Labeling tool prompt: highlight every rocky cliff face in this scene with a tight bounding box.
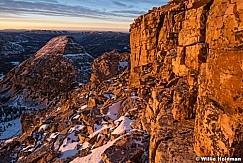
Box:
[130,0,243,161]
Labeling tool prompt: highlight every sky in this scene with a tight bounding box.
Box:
[0,0,169,32]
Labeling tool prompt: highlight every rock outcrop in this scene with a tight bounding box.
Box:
[130,0,243,162]
[194,0,243,157]
[90,50,130,83]
[0,49,148,163]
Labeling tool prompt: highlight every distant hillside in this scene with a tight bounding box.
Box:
[0,30,130,75]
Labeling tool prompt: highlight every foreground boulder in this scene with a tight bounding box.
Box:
[90,50,130,83]
[101,133,147,163]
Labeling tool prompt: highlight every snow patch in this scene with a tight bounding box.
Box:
[71,139,117,163]
[82,142,91,149]
[58,132,79,159]
[119,61,129,68]
[0,118,22,140]
[0,74,4,80]
[106,101,122,120]
[69,125,85,133]
[64,53,94,59]
[49,132,59,139]
[103,93,114,99]
[11,61,20,66]
[38,124,49,132]
[73,114,80,120]
[112,116,134,135]
[89,124,107,138]
[59,141,79,159]
[54,135,65,151]
[81,104,87,110]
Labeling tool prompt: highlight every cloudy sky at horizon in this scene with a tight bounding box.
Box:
[0,0,168,32]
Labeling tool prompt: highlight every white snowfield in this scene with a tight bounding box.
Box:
[57,100,136,161]
[38,124,49,132]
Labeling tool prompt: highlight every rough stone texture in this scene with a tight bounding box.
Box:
[143,87,196,163]
[0,41,136,162]
[90,50,130,83]
[194,0,243,158]
[101,132,147,163]
[130,0,243,162]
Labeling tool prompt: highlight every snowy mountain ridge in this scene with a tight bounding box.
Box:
[0,36,94,140]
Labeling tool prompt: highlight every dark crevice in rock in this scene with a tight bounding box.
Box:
[155,14,165,53]
[150,138,163,163]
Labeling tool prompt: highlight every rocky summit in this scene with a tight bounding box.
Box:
[0,0,243,163]
[0,36,94,139]
[0,36,94,108]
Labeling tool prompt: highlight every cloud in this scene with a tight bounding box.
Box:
[0,0,169,31]
[0,1,116,19]
[112,1,127,7]
[111,10,146,15]
[39,0,59,3]
[0,0,135,21]
[112,1,133,8]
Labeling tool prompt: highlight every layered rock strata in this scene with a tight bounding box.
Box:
[130,0,243,161]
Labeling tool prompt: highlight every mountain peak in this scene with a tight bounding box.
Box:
[33,36,85,60]
[0,36,93,112]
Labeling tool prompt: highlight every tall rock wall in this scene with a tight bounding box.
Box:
[130,0,243,161]
[195,0,243,157]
